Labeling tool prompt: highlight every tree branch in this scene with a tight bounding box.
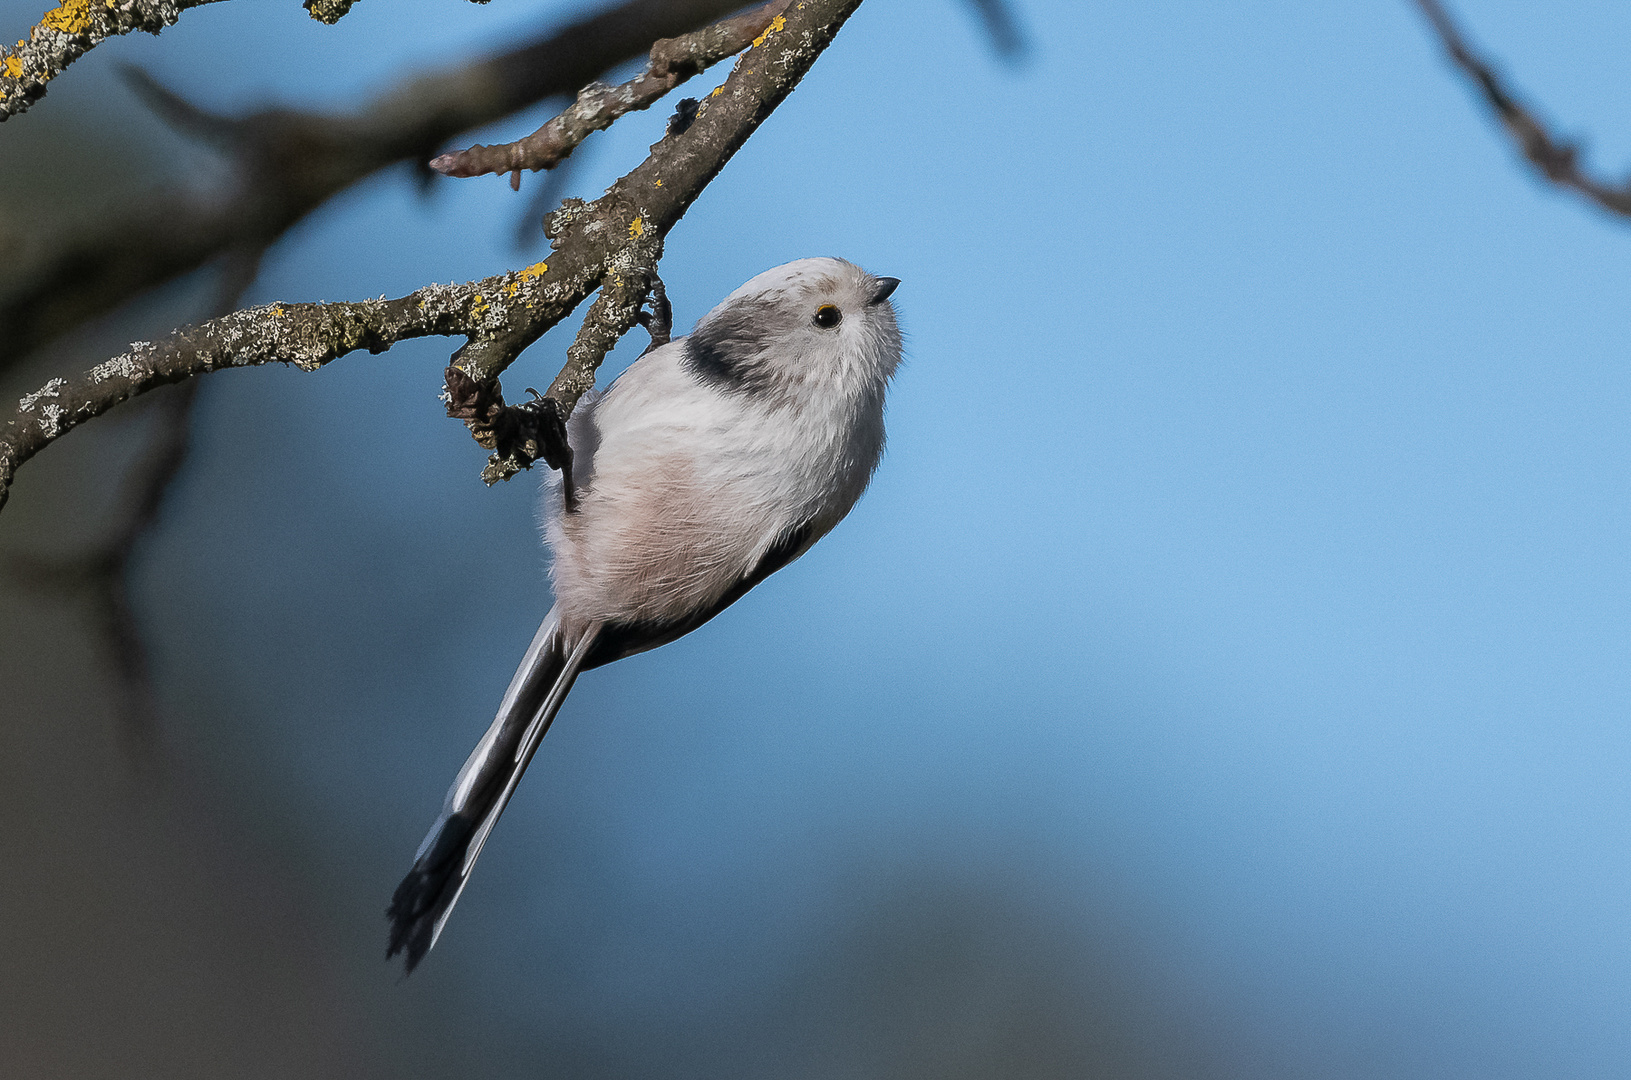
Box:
[0,0,229,121]
[431,0,792,183]
[0,0,865,513]
[1413,0,1631,218]
[0,0,749,363]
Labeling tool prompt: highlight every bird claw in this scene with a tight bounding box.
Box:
[636,271,671,354]
[445,367,575,509]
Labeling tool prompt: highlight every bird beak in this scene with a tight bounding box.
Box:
[869,277,901,305]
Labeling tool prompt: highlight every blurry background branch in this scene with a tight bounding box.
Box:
[0,0,748,366]
[0,0,228,120]
[0,0,865,513]
[1414,0,1631,218]
[964,0,1024,62]
[8,381,201,751]
[3,247,261,753]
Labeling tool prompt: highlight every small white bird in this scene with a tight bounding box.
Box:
[388,258,903,971]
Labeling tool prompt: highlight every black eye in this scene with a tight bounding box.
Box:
[813,304,842,329]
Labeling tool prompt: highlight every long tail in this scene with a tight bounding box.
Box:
[387,610,601,973]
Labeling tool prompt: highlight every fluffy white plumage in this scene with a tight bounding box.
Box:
[548,257,901,633]
[387,258,903,972]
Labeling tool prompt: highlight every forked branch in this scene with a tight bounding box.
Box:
[431,0,793,183]
[0,0,866,513]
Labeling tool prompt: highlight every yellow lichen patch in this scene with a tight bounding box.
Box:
[655,179,663,187]
[628,215,645,239]
[41,0,94,36]
[504,261,548,297]
[270,305,285,318]
[751,14,786,48]
[2,55,21,80]
[470,293,491,319]
[710,85,724,98]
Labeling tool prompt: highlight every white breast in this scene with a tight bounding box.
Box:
[543,339,886,632]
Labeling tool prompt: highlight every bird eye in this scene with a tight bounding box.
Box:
[813,304,842,329]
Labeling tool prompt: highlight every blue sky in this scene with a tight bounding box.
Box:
[10,0,1631,1075]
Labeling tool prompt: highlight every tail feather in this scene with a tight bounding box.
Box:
[387,611,600,973]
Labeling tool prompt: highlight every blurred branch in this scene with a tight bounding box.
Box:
[0,0,749,364]
[0,0,229,121]
[514,148,590,249]
[10,381,201,752]
[0,0,865,512]
[1413,0,1631,218]
[6,248,261,752]
[964,0,1026,61]
[432,0,791,183]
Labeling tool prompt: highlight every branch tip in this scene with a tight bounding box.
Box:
[1413,0,1631,219]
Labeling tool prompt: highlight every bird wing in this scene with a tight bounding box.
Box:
[582,519,816,670]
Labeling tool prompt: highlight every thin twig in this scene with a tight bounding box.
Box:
[0,0,230,121]
[431,0,792,181]
[1413,0,1631,218]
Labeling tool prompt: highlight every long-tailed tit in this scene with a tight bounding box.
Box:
[387,258,903,972]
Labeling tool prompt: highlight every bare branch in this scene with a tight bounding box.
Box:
[431,0,793,181]
[0,0,866,512]
[0,0,229,121]
[0,0,749,363]
[1413,0,1631,218]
